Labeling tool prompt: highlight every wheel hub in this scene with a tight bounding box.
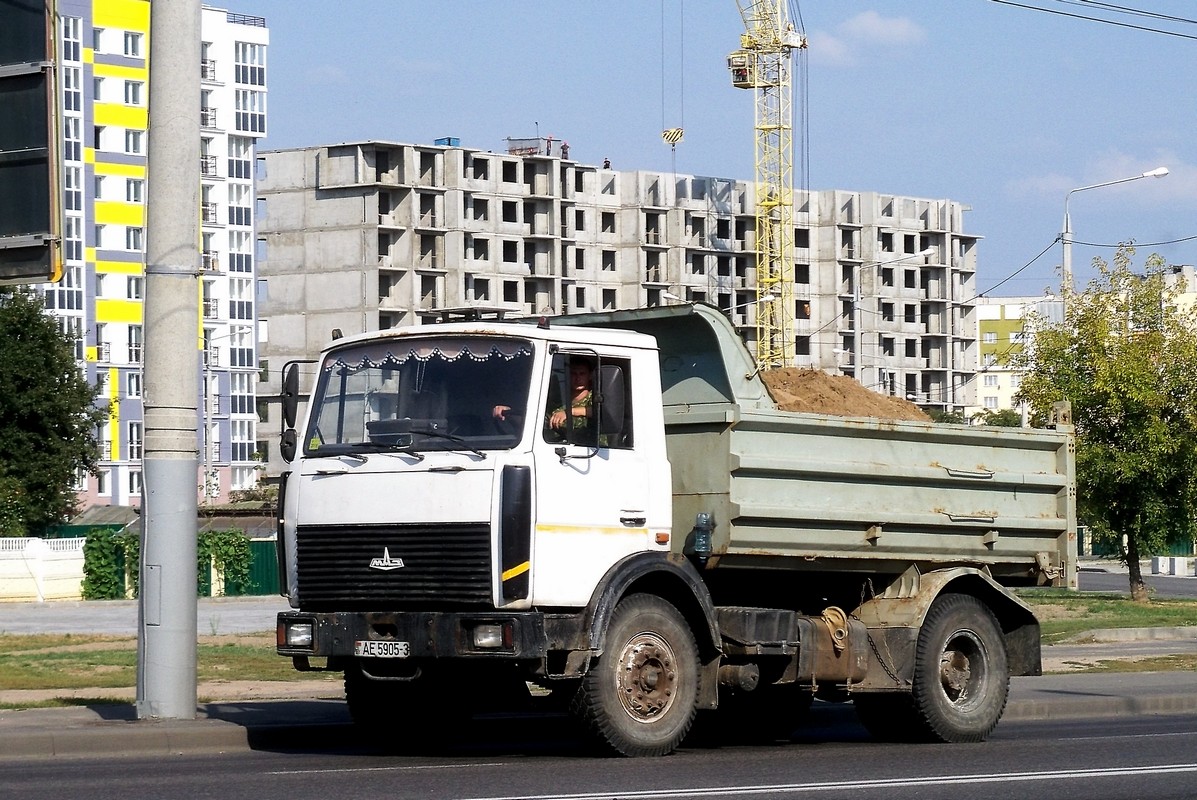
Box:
[939,630,985,706]
[616,632,678,722]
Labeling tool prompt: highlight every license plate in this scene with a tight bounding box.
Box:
[354,640,410,658]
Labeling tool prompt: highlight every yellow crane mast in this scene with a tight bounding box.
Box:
[728,1,806,369]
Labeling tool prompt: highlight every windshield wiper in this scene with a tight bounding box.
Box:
[316,441,425,462]
[410,428,486,459]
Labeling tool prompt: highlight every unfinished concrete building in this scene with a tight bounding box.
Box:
[256,140,978,472]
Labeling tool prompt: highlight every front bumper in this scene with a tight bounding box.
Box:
[277,610,549,661]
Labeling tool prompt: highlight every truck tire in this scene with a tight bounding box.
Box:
[571,593,700,757]
[911,593,1009,742]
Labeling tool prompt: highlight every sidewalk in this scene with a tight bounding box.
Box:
[2,671,1196,760]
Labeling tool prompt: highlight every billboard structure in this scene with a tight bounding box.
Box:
[0,0,62,285]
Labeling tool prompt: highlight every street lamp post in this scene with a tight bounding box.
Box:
[1061,166,1168,298]
[853,247,936,388]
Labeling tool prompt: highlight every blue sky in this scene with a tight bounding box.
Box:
[239,1,1197,297]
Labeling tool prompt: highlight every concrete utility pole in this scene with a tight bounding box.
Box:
[137,0,201,720]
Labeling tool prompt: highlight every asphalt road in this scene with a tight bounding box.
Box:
[2,708,1195,800]
[1079,568,1197,598]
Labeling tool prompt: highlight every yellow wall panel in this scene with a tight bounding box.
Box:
[94,0,150,31]
[94,162,145,178]
[93,63,148,81]
[96,299,143,325]
[94,103,147,129]
[95,200,144,226]
[95,260,144,276]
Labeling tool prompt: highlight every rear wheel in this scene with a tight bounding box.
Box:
[571,594,700,757]
[855,594,1009,743]
[911,593,1008,742]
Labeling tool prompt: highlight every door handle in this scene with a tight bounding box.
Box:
[620,515,646,527]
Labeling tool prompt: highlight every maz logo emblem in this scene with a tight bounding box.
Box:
[368,547,405,571]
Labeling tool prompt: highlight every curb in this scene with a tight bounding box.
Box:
[4,674,1197,761]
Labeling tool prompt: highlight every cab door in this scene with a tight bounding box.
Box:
[531,350,652,606]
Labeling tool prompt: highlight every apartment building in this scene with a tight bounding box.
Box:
[42,1,268,507]
[974,266,1197,415]
[256,140,979,475]
[973,296,1058,413]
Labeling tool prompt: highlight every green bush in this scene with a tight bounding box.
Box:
[199,528,253,596]
[81,528,131,600]
[82,527,253,599]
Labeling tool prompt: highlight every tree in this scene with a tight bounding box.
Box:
[971,408,1023,427]
[1014,247,1197,601]
[0,289,106,535]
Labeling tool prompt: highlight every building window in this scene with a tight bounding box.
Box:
[982,331,997,344]
[62,16,82,62]
[124,80,143,105]
[128,325,143,364]
[125,227,143,251]
[129,470,142,496]
[234,41,266,86]
[983,396,999,410]
[96,469,109,496]
[124,129,143,154]
[127,421,143,460]
[234,88,266,134]
[984,374,999,387]
[126,178,144,203]
[62,65,81,111]
[63,116,81,161]
[124,31,142,57]
[127,371,142,397]
[1010,331,1025,343]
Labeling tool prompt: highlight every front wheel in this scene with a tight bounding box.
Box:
[911,593,1009,743]
[570,593,700,757]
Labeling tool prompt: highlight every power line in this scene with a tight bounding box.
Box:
[989,0,1197,40]
[1070,234,1197,248]
[1072,0,1197,26]
[974,238,1061,299]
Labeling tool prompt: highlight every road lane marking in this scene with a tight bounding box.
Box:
[454,762,1197,799]
[268,762,504,775]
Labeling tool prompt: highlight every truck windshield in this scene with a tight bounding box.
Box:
[303,336,535,456]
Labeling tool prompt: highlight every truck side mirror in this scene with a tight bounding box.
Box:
[282,363,300,429]
[280,428,297,463]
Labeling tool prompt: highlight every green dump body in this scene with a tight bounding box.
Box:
[559,304,1077,589]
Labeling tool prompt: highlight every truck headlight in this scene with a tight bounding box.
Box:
[471,622,509,649]
[285,621,313,648]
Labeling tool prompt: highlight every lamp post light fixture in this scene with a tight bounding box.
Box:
[853,247,937,388]
[1061,166,1168,298]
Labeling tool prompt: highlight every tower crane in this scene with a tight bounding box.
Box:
[728,1,806,369]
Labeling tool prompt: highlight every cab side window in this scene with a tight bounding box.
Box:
[542,354,633,449]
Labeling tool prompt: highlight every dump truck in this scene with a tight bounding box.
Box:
[275,303,1077,756]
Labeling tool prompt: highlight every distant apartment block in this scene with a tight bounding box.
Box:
[42,1,268,507]
[973,296,1059,413]
[256,140,980,474]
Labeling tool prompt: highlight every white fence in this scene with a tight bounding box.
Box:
[0,537,87,603]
